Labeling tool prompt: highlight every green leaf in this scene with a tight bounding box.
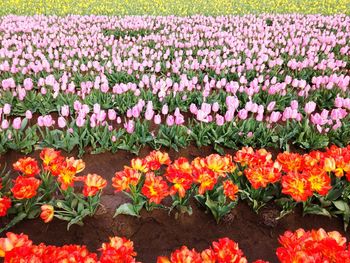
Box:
[303,205,332,218]
[27,207,41,219]
[326,182,345,201]
[333,200,350,213]
[0,212,27,233]
[114,203,142,217]
[71,198,79,209]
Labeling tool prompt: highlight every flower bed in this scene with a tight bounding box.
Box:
[0,15,349,155]
[1,13,350,262]
[1,228,350,262]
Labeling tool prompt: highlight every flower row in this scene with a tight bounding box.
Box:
[0,114,349,156]
[1,145,350,231]
[112,145,350,226]
[0,15,349,153]
[1,228,350,262]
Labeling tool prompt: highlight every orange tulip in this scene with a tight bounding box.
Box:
[66,157,85,173]
[160,246,202,263]
[193,167,217,195]
[323,157,336,173]
[281,172,313,202]
[277,152,302,173]
[211,238,248,263]
[47,156,66,176]
[205,154,228,175]
[40,204,54,223]
[200,248,216,263]
[40,148,61,167]
[131,158,149,173]
[307,168,332,196]
[223,180,239,201]
[82,173,107,197]
[99,236,137,263]
[57,163,77,190]
[244,162,281,189]
[234,147,255,166]
[112,167,141,192]
[146,151,171,170]
[141,173,169,204]
[13,157,40,177]
[11,177,41,199]
[0,197,11,217]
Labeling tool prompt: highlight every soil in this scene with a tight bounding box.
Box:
[1,146,349,263]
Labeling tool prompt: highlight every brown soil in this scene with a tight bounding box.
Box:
[1,146,349,263]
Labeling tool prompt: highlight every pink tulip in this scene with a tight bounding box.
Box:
[93,104,101,114]
[212,102,220,112]
[304,101,316,114]
[76,116,85,127]
[290,100,298,110]
[238,109,248,120]
[166,115,175,126]
[224,110,234,122]
[1,119,9,129]
[25,110,33,120]
[108,109,117,121]
[61,105,70,117]
[154,114,161,124]
[335,97,343,108]
[12,117,22,130]
[162,104,169,115]
[216,114,224,126]
[175,115,184,125]
[267,101,276,112]
[270,111,281,123]
[190,103,198,114]
[23,78,33,90]
[58,117,66,128]
[3,104,11,115]
[124,120,135,133]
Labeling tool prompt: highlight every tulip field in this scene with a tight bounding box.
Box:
[0,4,350,263]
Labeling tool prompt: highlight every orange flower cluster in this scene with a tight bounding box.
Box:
[323,145,350,180]
[0,233,33,258]
[277,146,350,202]
[277,228,350,262]
[38,148,106,196]
[192,154,235,195]
[1,229,349,262]
[166,157,193,198]
[157,237,248,263]
[113,151,238,204]
[234,147,272,167]
[113,167,142,192]
[235,147,281,189]
[0,148,107,230]
[0,232,138,263]
[40,148,86,190]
